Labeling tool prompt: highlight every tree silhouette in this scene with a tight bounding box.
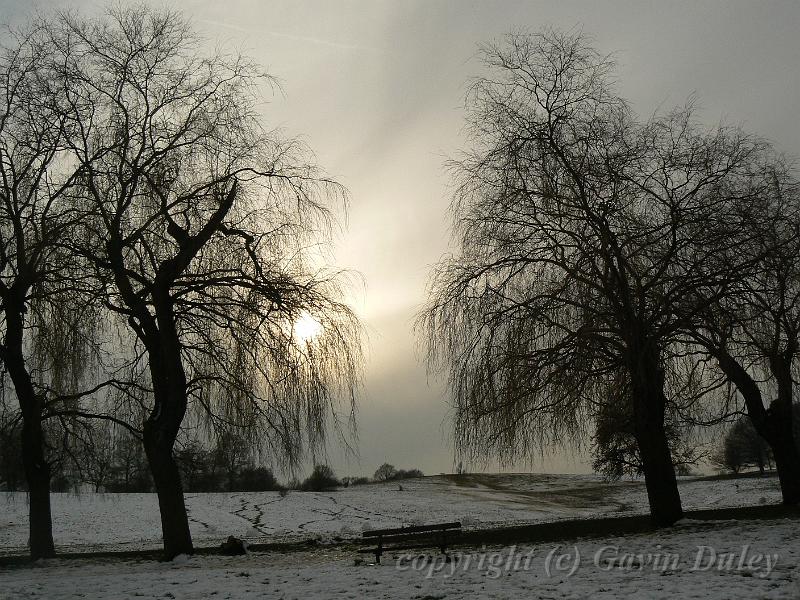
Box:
[420,30,763,526]
[51,7,362,557]
[687,162,800,503]
[373,463,398,482]
[0,20,112,558]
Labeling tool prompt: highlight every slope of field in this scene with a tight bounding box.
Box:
[0,473,782,555]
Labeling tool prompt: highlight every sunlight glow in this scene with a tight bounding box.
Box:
[293,311,324,342]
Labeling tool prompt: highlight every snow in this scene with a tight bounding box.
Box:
[1,474,795,598]
[1,517,797,599]
[0,474,784,555]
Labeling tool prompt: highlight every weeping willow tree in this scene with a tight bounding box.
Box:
[50,6,362,558]
[419,29,765,526]
[686,161,800,504]
[0,20,114,559]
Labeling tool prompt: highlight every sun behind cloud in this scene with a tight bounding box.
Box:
[293,311,324,342]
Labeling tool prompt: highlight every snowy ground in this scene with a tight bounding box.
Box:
[0,473,783,555]
[1,517,797,599]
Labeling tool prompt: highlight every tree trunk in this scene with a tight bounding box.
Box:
[767,355,800,504]
[636,421,683,525]
[142,420,193,559]
[627,336,683,527]
[21,414,55,559]
[4,302,56,559]
[756,448,765,475]
[714,348,800,504]
[142,291,194,559]
[771,433,800,504]
[634,403,684,525]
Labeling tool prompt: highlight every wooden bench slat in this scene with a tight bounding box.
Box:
[357,539,461,554]
[362,522,461,537]
[359,530,461,545]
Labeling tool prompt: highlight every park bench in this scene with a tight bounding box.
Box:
[359,521,462,564]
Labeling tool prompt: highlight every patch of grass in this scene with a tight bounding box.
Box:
[689,470,779,483]
[452,503,800,549]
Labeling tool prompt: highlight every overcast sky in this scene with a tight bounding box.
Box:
[2,0,800,478]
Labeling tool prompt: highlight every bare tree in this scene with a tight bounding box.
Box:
[373,463,397,482]
[0,20,114,558]
[711,416,773,475]
[78,421,115,492]
[53,7,362,557]
[419,30,761,526]
[686,161,800,503]
[108,425,150,492]
[213,428,247,491]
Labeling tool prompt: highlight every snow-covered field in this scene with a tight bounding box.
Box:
[1,474,795,599]
[0,473,783,555]
[1,517,797,599]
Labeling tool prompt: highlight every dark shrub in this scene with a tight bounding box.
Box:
[395,468,424,480]
[234,467,281,492]
[373,463,397,481]
[300,464,340,491]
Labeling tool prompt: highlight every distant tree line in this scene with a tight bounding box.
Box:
[0,423,283,493]
[0,421,423,494]
[372,463,425,482]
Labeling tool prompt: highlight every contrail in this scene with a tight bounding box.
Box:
[198,18,374,52]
